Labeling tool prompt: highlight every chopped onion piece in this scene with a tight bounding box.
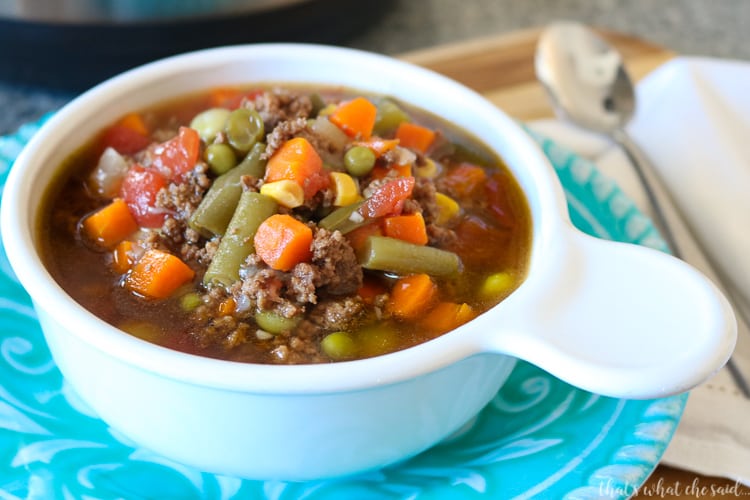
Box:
[89,147,129,197]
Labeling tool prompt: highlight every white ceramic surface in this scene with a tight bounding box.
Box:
[0,44,736,480]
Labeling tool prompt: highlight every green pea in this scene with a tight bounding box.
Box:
[321,331,358,360]
[255,310,301,335]
[225,108,264,154]
[180,292,203,312]
[344,146,376,177]
[205,143,237,175]
[190,107,231,142]
[309,93,327,117]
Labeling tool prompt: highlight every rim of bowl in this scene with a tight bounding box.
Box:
[0,43,566,394]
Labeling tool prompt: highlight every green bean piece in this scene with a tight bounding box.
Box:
[180,292,203,312]
[358,236,461,277]
[225,108,264,154]
[204,192,278,287]
[255,310,301,335]
[205,143,237,175]
[373,99,410,135]
[321,331,358,360]
[190,107,231,142]
[344,146,376,177]
[188,142,266,238]
[309,93,327,117]
[318,201,367,234]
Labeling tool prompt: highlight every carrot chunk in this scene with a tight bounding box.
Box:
[395,122,436,153]
[254,214,314,271]
[125,249,195,299]
[82,198,138,248]
[265,137,329,198]
[387,273,438,320]
[118,113,149,136]
[101,113,150,155]
[345,222,383,253]
[370,163,413,180]
[382,212,428,245]
[112,240,136,274]
[329,97,377,139]
[419,302,476,333]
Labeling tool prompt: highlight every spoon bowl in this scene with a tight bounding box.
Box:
[535,21,635,134]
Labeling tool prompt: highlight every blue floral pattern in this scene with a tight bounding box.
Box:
[0,116,686,499]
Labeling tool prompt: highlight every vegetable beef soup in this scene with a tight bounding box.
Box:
[40,86,532,364]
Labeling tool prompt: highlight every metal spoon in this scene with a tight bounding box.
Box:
[534,20,750,397]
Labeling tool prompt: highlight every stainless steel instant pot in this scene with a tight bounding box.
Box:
[0,0,391,90]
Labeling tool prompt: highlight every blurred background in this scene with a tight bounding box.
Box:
[2,0,749,135]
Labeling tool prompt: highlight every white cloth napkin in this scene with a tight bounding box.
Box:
[528,56,750,486]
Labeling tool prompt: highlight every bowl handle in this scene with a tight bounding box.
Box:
[473,229,736,399]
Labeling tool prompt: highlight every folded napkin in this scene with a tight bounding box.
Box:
[529,56,750,486]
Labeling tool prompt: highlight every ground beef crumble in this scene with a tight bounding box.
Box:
[246,88,313,133]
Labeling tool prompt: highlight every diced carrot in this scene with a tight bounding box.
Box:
[254,214,314,271]
[101,113,150,155]
[118,113,149,136]
[387,273,438,320]
[359,176,415,219]
[82,198,138,248]
[345,223,382,253]
[440,163,488,197]
[112,240,136,274]
[357,276,388,305]
[382,212,428,245]
[328,97,377,139]
[219,297,236,316]
[395,122,436,153]
[370,163,412,180]
[125,249,195,299]
[265,137,329,198]
[353,137,400,157]
[419,302,476,333]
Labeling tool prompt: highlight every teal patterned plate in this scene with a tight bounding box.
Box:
[0,116,685,499]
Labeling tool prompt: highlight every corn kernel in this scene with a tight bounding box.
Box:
[415,158,439,178]
[480,272,514,299]
[435,192,460,224]
[330,172,360,206]
[260,180,305,208]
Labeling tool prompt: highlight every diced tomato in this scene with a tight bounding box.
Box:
[485,172,516,228]
[450,214,511,267]
[441,163,487,197]
[359,176,415,219]
[100,125,150,155]
[151,127,200,181]
[120,164,169,228]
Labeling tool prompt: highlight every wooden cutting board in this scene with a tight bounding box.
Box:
[400,28,748,499]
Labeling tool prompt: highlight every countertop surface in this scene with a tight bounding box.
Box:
[2,0,749,135]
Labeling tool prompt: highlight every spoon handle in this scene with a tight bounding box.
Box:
[613,129,750,398]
